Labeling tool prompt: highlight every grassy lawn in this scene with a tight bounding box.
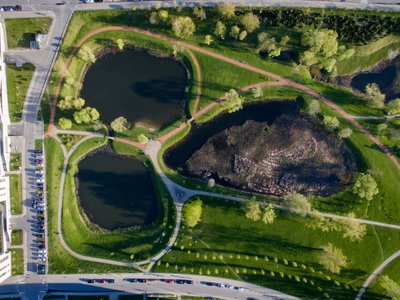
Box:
[10,174,22,215]
[58,134,84,152]
[61,137,176,263]
[6,63,35,122]
[35,139,43,151]
[153,197,400,300]
[11,229,23,246]
[10,153,21,171]
[5,18,52,49]
[11,249,23,275]
[45,137,138,274]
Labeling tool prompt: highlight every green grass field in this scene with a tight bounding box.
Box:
[153,197,400,299]
[10,174,22,215]
[45,137,138,274]
[11,249,23,275]
[6,63,35,122]
[5,18,52,48]
[10,153,21,171]
[11,229,23,246]
[61,137,176,263]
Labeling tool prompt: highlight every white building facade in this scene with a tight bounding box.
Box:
[0,20,14,283]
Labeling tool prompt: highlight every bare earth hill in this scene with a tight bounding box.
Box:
[186,115,356,196]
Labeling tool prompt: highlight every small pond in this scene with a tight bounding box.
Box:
[163,100,298,170]
[80,49,187,128]
[77,151,157,230]
[351,65,396,93]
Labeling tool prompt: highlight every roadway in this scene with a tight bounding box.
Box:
[0,273,300,299]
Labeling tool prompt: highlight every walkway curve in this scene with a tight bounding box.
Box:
[356,250,400,300]
[53,134,147,271]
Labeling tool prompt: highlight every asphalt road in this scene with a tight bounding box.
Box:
[1,273,300,299]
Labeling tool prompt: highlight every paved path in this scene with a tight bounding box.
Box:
[356,250,400,300]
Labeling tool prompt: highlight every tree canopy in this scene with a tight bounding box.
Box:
[386,98,400,115]
[261,203,276,224]
[58,118,72,130]
[215,3,236,18]
[221,89,244,113]
[365,83,385,108]
[172,16,196,38]
[183,199,203,228]
[379,275,400,299]
[323,115,340,130]
[301,29,338,58]
[340,212,367,242]
[243,200,261,221]
[137,134,149,144]
[240,13,260,33]
[283,192,311,216]
[214,21,227,40]
[352,173,379,200]
[110,116,129,133]
[78,46,96,63]
[73,107,100,124]
[318,243,347,274]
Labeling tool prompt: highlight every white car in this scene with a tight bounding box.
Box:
[85,0,94,3]
[36,179,44,183]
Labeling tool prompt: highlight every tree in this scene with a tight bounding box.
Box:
[221,89,244,113]
[183,199,203,227]
[301,29,338,57]
[72,98,85,110]
[158,9,169,22]
[306,210,340,232]
[216,3,236,18]
[365,83,385,108]
[57,96,73,110]
[149,11,158,24]
[58,118,72,130]
[379,275,400,299]
[352,173,379,200]
[73,107,99,124]
[338,128,353,138]
[214,21,226,40]
[78,46,96,63]
[116,39,124,50]
[240,13,260,33]
[238,30,247,41]
[110,116,129,133]
[204,35,213,46]
[323,115,340,129]
[137,133,149,144]
[320,57,337,73]
[300,50,315,65]
[318,243,347,274]
[172,43,185,57]
[261,203,276,224]
[257,32,281,58]
[282,192,311,216]
[377,123,388,133]
[229,25,240,40]
[340,212,367,242]
[243,200,261,221]
[172,16,196,38]
[280,35,290,46]
[252,87,263,98]
[193,7,206,20]
[308,99,320,116]
[386,98,400,115]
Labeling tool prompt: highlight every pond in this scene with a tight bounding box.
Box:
[77,151,158,230]
[351,65,396,93]
[163,100,298,170]
[80,49,187,128]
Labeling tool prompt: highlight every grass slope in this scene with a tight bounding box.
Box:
[10,174,22,215]
[6,63,35,122]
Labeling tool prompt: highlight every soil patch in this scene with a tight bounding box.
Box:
[185,115,356,197]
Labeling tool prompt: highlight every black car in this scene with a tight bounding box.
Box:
[34,150,43,154]
[105,279,115,283]
[38,264,46,274]
[15,5,22,11]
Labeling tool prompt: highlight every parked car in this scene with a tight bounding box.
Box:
[105,279,115,283]
[34,150,43,154]
[15,5,22,11]
[38,264,45,274]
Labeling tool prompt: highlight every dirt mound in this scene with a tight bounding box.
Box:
[185,115,356,197]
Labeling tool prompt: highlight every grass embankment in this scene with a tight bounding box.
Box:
[10,175,22,215]
[6,63,35,122]
[11,230,23,246]
[5,18,52,49]
[58,135,84,151]
[10,153,21,171]
[61,137,175,263]
[11,249,23,275]
[154,197,400,300]
[45,138,138,273]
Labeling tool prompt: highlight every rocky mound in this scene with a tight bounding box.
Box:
[185,115,355,196]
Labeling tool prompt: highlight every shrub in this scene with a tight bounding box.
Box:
[172,16,196,38]
[182,198,203,228]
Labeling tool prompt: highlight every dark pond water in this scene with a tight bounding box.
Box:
[80,49,187,127]
[164,100,298,170]
[77,151,157,230]
[351,65,396,93]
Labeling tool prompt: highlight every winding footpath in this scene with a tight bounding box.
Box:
[46,25,400,299]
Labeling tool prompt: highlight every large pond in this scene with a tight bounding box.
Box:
[77,151,157,230]
[80,49,187,128]
[164,100,298,170]
[351,65,396,93]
